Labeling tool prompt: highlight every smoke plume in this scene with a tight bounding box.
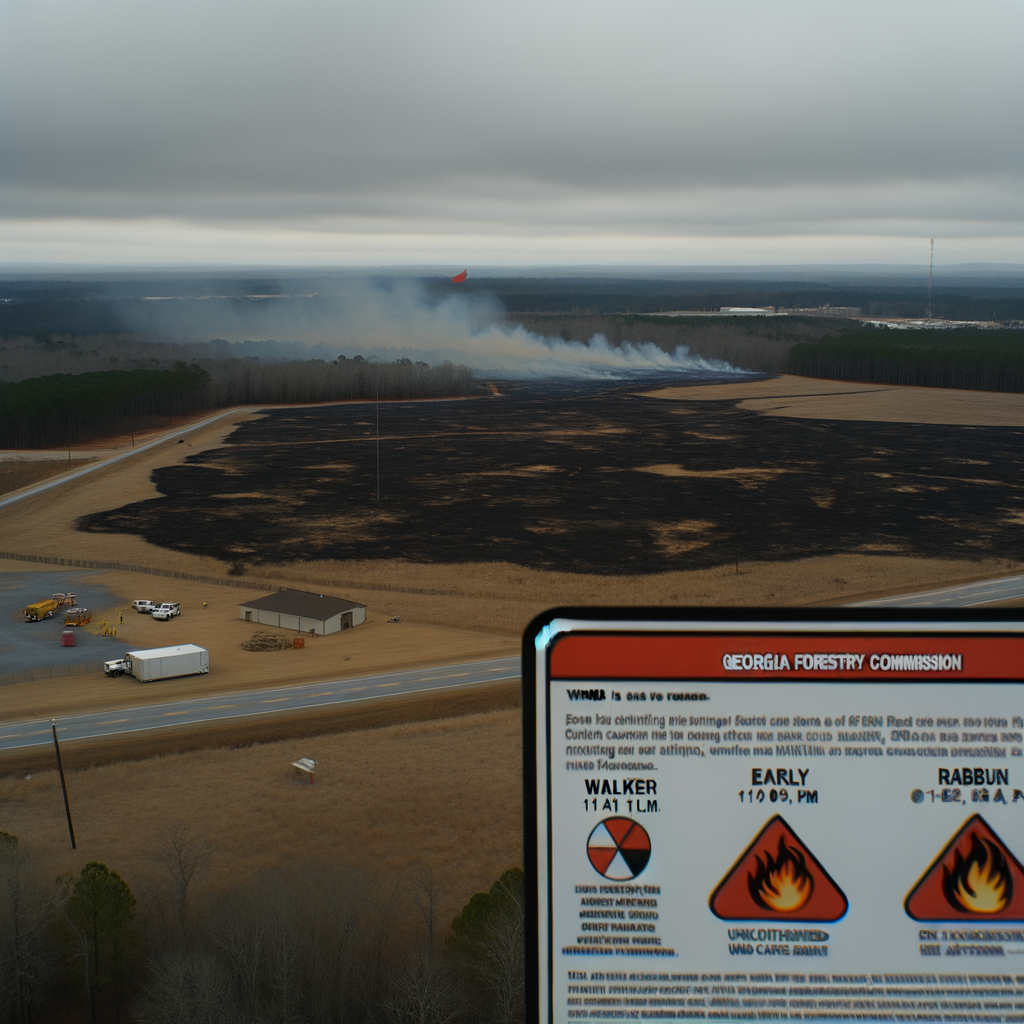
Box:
[117,277,745,379]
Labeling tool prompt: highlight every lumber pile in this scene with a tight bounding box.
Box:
[242,631,293,652]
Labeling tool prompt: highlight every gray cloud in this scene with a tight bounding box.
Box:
[1,0,1022,261]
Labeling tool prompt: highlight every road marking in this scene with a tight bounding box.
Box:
[161,711,188,717]
[308,692,333,697]
[376,682,401,688]
[341,686,366,692]
[0,733,23,739]
[99,719,130,725]
[261,698,289,703]
[208,704,236,709]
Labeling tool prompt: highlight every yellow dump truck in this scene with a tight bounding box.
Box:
[25,598,59,621]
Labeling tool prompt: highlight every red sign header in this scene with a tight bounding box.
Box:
[550,633,1023,681]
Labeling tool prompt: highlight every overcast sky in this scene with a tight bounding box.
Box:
[2,0,1022,267]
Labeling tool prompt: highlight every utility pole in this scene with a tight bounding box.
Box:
[376,375,380,503]
[51,719,76,849]
[927,238,934,318]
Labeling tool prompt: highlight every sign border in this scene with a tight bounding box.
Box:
[522,606,1024,1024]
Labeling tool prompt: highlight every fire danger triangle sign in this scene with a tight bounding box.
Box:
[709,815,849,922]
[905,814,1024,921]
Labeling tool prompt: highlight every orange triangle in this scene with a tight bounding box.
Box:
[905,814,1024,921]
[709,815,848,922]
[605,818,634,845]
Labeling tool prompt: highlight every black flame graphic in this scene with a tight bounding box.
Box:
[747,835,814,912]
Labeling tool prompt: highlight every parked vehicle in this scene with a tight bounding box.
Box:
[103,644,209,681]
[152,602,181,621]
[132,599,156,613]
[64,607,92,626]
[24,598,58,621]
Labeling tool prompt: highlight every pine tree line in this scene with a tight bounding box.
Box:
[787,328,1024,392]
[0,357,476,449]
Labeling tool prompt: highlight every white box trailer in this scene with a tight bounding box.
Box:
[104,644,209,681]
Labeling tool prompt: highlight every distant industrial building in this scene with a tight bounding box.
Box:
[719,306,776,316]
[777,306,863,319]
[238,589,366,635]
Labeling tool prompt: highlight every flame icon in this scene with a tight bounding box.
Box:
[748,835,814,913]
[943,832,1012,914]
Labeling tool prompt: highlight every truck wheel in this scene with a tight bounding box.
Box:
[113,669,122,677]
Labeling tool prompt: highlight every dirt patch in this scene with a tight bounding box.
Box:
[0,701,523,927]
[0,458,95,496]
[635,463,790,488]
[642,375,1024,427]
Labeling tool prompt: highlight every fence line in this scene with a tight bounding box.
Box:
[0,550,284,591]
[0,550,514,602]
[1,661,106,688]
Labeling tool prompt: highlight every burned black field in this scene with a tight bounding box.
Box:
[78,378,1024,574]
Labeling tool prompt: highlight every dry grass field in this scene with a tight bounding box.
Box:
[0,708,523,925]
[0,458,97,497]
[643,375,1024,426]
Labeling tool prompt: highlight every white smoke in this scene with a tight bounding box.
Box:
[118,277,747,379]
[464,323,738,378]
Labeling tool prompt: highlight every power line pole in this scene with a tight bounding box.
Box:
[927,238,934,318]
[376,375,380,503]
[51,719,76,849]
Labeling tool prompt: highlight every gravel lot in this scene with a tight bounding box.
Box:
[0,571,127,677]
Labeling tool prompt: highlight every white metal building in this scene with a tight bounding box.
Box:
[238,590,366,635]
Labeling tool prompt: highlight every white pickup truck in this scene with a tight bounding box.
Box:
[132,599,156,613]
[152,602,181,621]
[104,644,209,681]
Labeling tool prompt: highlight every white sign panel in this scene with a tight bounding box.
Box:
[524,611,1024,1023]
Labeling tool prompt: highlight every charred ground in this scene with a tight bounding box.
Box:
[78,377,1024,573]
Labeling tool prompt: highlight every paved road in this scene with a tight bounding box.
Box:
[0,407,255,512]
[849,573,1024,609]
[0,656,521,751]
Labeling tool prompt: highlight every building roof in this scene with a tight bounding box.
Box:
[240,589,364,620]
[128,644,207,659]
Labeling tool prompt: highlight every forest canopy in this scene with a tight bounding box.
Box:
[0,356,475,448]
[787,327,1024,392]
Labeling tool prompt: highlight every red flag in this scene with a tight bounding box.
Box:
[452,269,467,283]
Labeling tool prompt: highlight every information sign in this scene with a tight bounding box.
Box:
[524,609,1024,1022]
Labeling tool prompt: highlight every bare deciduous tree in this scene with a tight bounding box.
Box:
[382,953,463,1024]
[0,834,65,1024]
[414,866,445,958]
[134,947,240,1024]
[155,824,212,931]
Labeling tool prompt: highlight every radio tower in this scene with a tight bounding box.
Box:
[927,238,934,318]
